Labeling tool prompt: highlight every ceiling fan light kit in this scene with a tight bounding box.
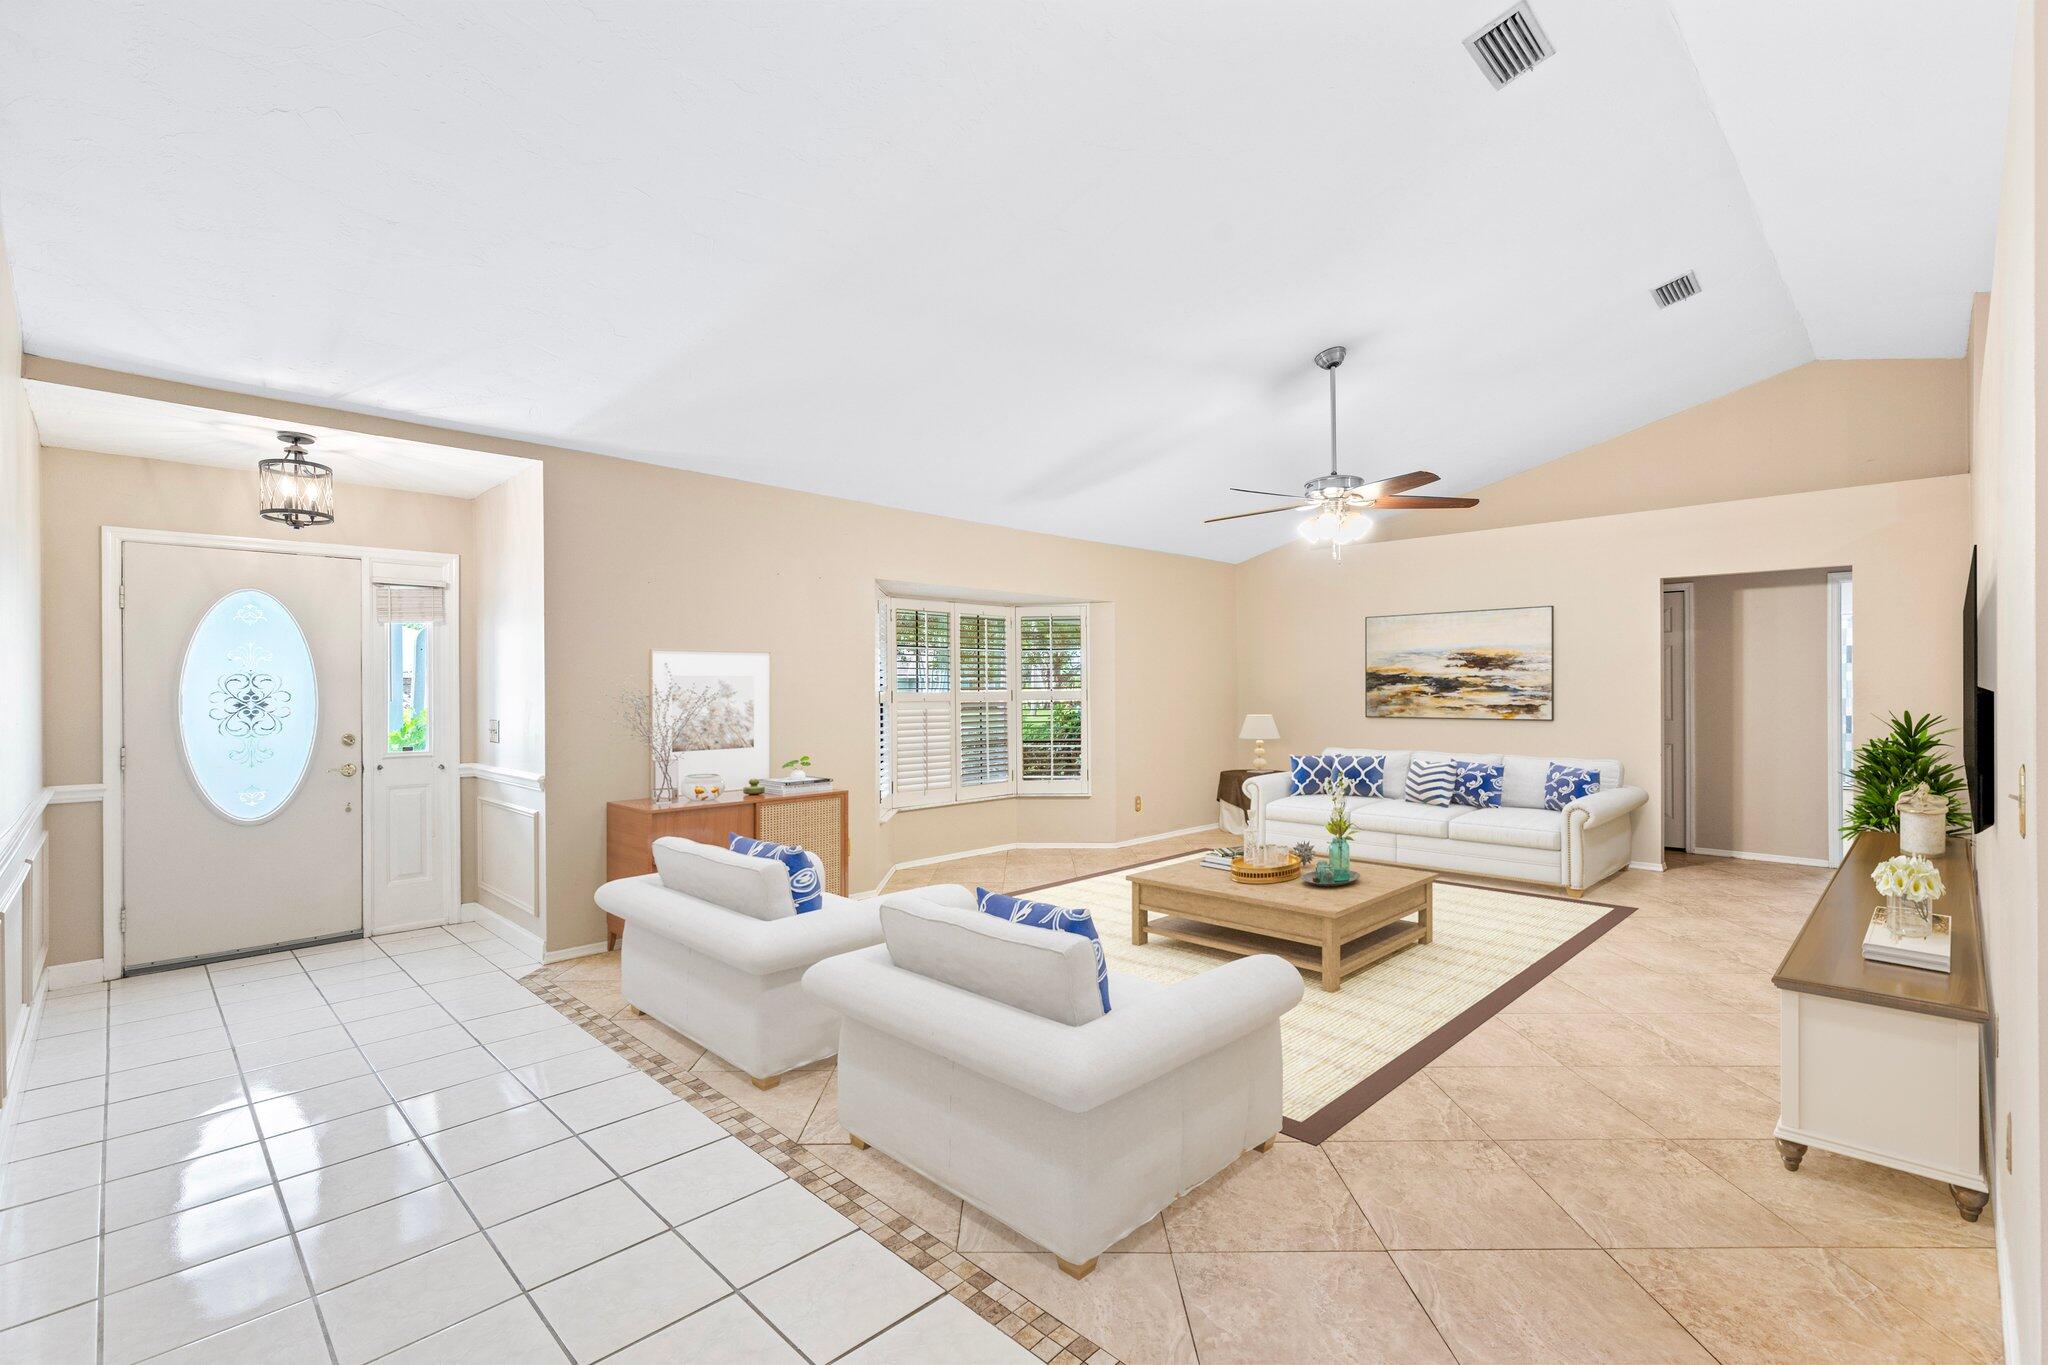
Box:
[1208,345,1479,560]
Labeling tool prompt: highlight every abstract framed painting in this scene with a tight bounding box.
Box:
[652,650,772,789]
[1365,606,1554,720]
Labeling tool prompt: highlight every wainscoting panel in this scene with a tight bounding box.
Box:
[477,793,542,920]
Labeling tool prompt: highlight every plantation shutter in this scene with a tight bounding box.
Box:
[957,608,1014,795]
[886,603,955,807]
[1018,607,1087,794]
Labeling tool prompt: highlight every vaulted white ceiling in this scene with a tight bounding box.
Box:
[0,1,2014,560]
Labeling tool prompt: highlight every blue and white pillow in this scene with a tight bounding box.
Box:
[727,835,824,913]
[1405,759,1458,807]
[1288,752,1385,798]
[976,889,1111,1013]
[1543,763,1602,811]
[1453,761,1505,809]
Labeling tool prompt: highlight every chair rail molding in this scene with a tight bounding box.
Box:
[46,784,107,805]
[458,763,546,792]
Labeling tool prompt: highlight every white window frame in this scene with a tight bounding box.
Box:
[879,594,1090,812]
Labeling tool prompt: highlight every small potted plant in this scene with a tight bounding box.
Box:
[1323,777,1356,882]
[782,755,814,780]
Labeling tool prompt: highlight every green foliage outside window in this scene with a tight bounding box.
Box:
[390,708,428,754]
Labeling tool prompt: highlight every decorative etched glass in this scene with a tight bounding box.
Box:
[179,589,318,823]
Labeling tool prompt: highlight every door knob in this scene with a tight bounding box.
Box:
[332,762,359,778]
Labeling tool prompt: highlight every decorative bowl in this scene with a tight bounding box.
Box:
[683,772,725,802]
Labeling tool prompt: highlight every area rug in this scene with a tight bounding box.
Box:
[1021,855,1633,1143]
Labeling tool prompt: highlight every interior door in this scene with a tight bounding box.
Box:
[1661,588,1690,850]
[123,542,364,968]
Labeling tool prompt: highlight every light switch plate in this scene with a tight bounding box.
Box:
[489,719,501,743]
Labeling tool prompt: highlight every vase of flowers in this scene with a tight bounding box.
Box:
[1324,777,1355,881]
[619,681,690,805]
[1873,853,1945,940]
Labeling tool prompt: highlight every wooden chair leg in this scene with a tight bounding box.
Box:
[747,1073,780,1091]
[1057,1256,1098,1280]
[1255,1136,1276,1152]
[848,1134,868,1150]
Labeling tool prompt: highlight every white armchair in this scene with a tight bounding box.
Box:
[595,837,882,1086]
[802,885,1303,1277]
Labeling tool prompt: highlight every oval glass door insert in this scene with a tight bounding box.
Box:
[179,588,320,823]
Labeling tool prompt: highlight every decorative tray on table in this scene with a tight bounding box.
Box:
[1302,868,1358,888]
[1229,853,1303,885]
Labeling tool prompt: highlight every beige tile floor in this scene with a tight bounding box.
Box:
[557,841,2005,1364]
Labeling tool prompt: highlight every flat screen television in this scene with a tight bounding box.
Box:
[1963,546,1995,832]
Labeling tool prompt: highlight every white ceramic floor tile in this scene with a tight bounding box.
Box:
[103,1185,289,1294]
[531,1232,726,1363]
[108,990,215,1024]
[232,1024,356,1070]
[463,1003,575,1044]
[399,1071,536,1135]
[223,1004,340,1045]
[108,1003,222,1042]
[344,1002,459,1044]
[329,984,438,1019]
[253,1073,391,1138]
[582,1100,727,1175]
[361,1024,479,1072]
[627,1137,782,1226]
[510,1046,631,1099]
[109,1026,232,1072]
[317,1231,518,1365]
[398,945,500,985]
[150,1299,329,1365]
[610,1296,803,1364]
[105,1074,249,1138]
[35,1008,110,1039]
[241,1045,373,1102]
[485,1023,604,1070]
[264,1104,415,1181]
[279,1140,443,1229]
[681,1179,854,1287]
[100,1234,307,1365]
[0,1235,99,1330]
[297,939,391,966]
[0,1186,100,1265]
[378,1046,505,1101]
[380,1295,569,1364]
[542,1070,676,1134]
[0,1143,105,1210]
[105,1105,260,1180]
[12,1075,106,1121]
[209,955,305,985]
[492,1179,669,1288]
[0,1301,97,1361]
[25,1048,107,1088]
[103,1143,271,1231]
[838,1294,1039,1364]
[374,927,465,956]
[745,1232,941,1364]
[8,1106,105,1159]
[105,1050,241,1103]
[298,1180,477,1290]
[454,1137,612,1226]
[432,978,551,1020]
[421,1101,571,1178]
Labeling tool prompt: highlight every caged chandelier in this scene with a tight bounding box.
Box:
[257,431,335,530]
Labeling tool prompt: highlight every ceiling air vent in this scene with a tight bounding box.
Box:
[1652,272,1703,308]
[1465,4,1555,89]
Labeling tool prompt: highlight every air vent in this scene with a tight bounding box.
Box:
[1465,4,1555,88]
[1652,272,1702,308]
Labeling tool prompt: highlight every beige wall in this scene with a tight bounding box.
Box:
[38,446,479,965]
[1375,360,1966,543]
[1236,476,1969,871]
[464,463,546,934]
[1686,570,1835,863]
[1,225,41,854]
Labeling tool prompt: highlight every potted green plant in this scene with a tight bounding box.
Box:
[1843,711,1970,840]
[1323,777,1356,881]
[781,754,814,780]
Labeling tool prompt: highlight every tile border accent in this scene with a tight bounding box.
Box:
[520,970,1119,1365]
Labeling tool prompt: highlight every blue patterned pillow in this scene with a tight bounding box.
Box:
[1336,753,1386,799]
[727,835,824,913]
[1405,759,1458,806]
[976,889,1110,1014]
[1288,753,1333,795]
[1453,761,1505,809]
[1543,763,1602,811]
[1290,753,1385,798]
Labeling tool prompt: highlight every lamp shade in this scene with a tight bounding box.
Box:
[1238,713,1280,742]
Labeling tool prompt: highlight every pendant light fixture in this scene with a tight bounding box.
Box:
[257,431,335,530]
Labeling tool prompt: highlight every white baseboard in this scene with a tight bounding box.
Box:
[867,823,1221,895]
[544,940,610,964]
[1629,860,1668,873]
[43,958,109,990]
[1692,846,1836,869]
[460,901,545,960]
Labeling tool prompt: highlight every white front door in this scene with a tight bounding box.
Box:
[368,612,455,930]
[123,542,364,968]
[1661,587,1690,851]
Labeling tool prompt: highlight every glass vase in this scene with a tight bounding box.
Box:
[1884,893,1934,940]
[1326,836,1351,881]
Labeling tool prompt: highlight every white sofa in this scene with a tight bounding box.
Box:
[802,885,1303,1277]
[1247,748,1647,896]
[594,836,883,1086]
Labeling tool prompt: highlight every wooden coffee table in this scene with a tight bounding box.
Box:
[1127,860,1434,992]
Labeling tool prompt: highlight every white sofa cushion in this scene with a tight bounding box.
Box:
[1447,805,1565,851]
[1348,798,1455,839]
[1263,794,1332,826]
[880,893,1106,1027]
[652,836,798,921]
[1500,755,1622,810]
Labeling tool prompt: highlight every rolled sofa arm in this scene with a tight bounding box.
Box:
[1243,771,1292,840]
[803,947,1304,1114]
[597,874,883,975]
[1564,786,1648,831]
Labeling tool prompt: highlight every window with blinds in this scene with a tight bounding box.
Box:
[879,596,1089,810]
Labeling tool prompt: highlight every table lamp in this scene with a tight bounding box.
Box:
[1239,714,1279,768]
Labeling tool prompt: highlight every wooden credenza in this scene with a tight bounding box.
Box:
[603,790,851,948]
[1771,831,1989,1220]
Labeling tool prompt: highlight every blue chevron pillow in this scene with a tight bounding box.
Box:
[976,889,1110,1013]
[1405,759,1458,806]
[1453,761,1505,809]
[1543,763,1602,811]
[727,835,824,913]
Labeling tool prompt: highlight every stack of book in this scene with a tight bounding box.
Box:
[1861,907,1953,973]
[761,773,831,794]
[1201,845,1242,870]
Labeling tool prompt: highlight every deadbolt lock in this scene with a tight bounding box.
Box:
[341,733,357,747]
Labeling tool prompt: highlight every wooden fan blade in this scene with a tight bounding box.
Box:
[1371,494,1479,510]
[1204,503,1313,524]
[1358,470,1440,497]
[1228,487,1309,500]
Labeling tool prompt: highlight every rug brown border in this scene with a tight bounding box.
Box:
[1016,857,1634,1146]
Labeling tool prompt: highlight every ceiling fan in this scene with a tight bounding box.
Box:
[1207,345,1478,559]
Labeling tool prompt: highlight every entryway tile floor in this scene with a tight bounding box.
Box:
[0,918,1026,1363]
[0,837,2008,1362]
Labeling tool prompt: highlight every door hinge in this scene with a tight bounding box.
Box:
[119,905,127,931]
[118,580,126,610]
[119,745,128,773]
